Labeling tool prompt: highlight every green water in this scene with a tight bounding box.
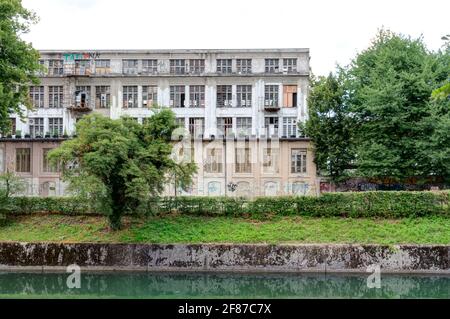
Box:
[0,272,448,299]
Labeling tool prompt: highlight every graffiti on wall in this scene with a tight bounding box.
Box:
[63,52,101,61]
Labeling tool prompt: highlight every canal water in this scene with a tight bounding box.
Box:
[0,272,448,299]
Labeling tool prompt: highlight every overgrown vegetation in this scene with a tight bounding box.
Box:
[7,191,449,219]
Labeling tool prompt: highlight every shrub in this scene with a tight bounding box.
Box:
[6,191,450,219]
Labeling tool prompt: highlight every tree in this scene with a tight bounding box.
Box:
[48,110,197,230]
[347,29,449,181]
[0,0,43,134]
[0,170,26,220]
[299,72,355,182]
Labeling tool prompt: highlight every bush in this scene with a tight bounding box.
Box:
[6,191,450,219]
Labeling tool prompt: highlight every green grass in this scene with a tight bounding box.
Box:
[0,214,448,245]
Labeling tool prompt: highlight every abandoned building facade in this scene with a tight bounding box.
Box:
[0,49,319,197]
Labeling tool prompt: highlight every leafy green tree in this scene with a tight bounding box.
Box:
[0,170,26,221]
[48,110,197,230]
[0,0,43,134]
[347,29,449,181]
[299,72,355,182]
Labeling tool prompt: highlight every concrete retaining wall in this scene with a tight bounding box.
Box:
[0,243,448,273]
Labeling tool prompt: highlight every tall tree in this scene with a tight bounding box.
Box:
[0,0,42,134]
[300,72,355,182]
[347,29,448,181]
[48,110,197,230]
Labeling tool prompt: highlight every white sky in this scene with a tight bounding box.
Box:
[22,0,450,75]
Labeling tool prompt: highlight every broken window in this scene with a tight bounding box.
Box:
[75,86,91,108]
[283,58,297,73]
[216,59,232,74]
[264,117,279,136]
[123,86,138,108]
[123,60,138,74]
[142,86,158,107]
[236,85,252,107]
[48,118,63,136]
[142,59,158,74]
[236,59,252,74]
[48,59,64,75]
[282,117,298,138]
[263,147,279,173]
[188,59,205,74]
[235,145,251,173]
[291,149,307,173]
[264,85,279,107]
[29,118,44,138]
[95,60,111,74]
[16,148,31,173]
[204,148,223,173]
[217,117,232,136]
[95,86,111,108]
[216,85,232,107]
[189,85,205,108]
[236,117,252,136]
[49,86,64,108]
[265,59,279,73]
[29,86,44,108]
[170,59,186,75]
[170,86,186,107]
[188,117,204,138]
[75,59,91,75]
[283,85,298,107]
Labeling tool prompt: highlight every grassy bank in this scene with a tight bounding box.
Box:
[0,214,449,244]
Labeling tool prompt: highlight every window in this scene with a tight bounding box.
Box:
[204,148,223,173]
[188,117,204,138]
[49,86,63,108]
[264,117,279,136]
[176,117,185,128]
[291,149,307,173]
[265,85,279,107]
[263,147,279,173]
[216,59,232,74]
[265,59,279,73]
[216,85,232,107]
[95,60,111,74]
[236,59,252,74]
[48,59,64,75]
[16,148,31,173]
[9,118,16,135]
[170,86,186,107]
[283,58,297,73]
[283,85,298,107]
[236,85,252,107]
[188,59,205,74]
[282,117,298,138]
[123,60,138,74]
[170,59,186,74]
[217,117,232,136]
[123,86,138,108]
[142,59,158,74]
[235,146,251,173]
[29,118,44,137]
[189,85,205,108]
[29,86,44,108]
[95,86,111,108]
[48,118,63,136]
[43,148,60,173]
[75,86,91,108]
[236,117,252,136]
[75,59,90,75]
[142,86,158,107]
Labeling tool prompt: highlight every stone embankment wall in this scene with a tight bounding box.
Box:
[0,243,448,273]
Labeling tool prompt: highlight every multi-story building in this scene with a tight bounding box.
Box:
[0,49,318,197]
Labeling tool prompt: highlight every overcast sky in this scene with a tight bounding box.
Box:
[21,0,449,75]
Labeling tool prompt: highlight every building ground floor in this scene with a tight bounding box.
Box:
[0,137,319,197]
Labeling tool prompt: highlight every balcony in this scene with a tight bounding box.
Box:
[264,100,280,112]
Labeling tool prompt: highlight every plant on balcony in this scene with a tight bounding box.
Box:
[44,131,51,138]
[52,129,59,138]
[15,130,22,138]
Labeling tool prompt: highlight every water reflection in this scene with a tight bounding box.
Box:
[0,272,448,299]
